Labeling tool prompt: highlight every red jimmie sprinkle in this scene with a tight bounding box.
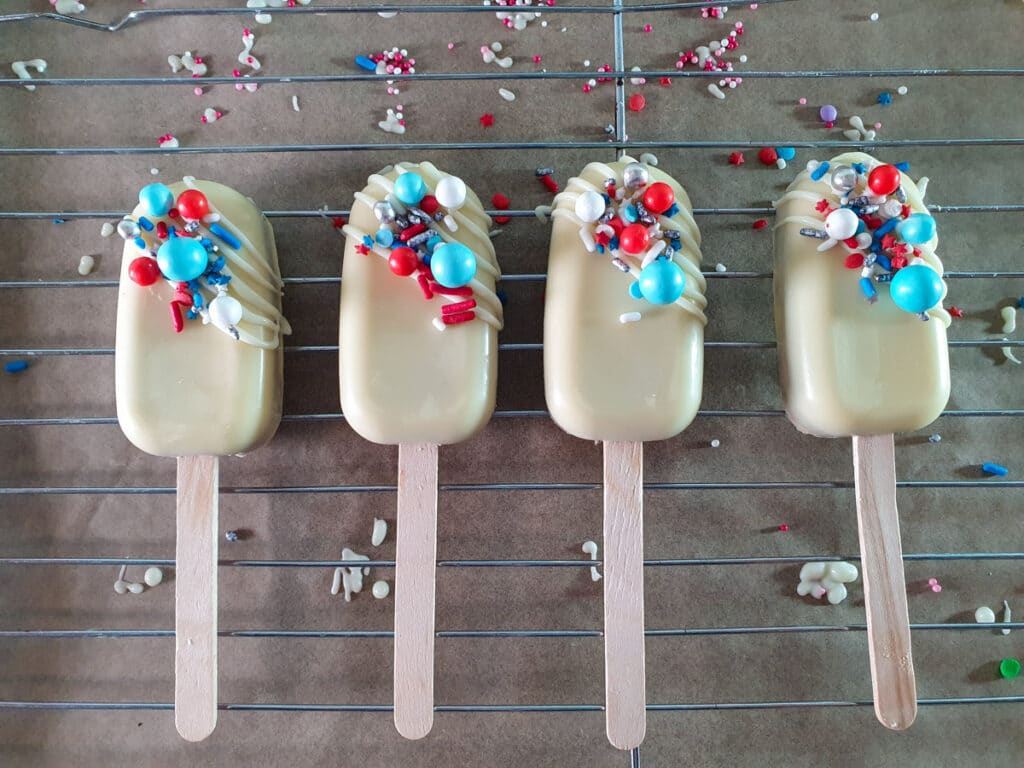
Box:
[156,221,169,239]
[752,219,769,230]
[843,237,860,249]
[442,299,477,315]
[539,174,559,194]
[442,311,475,325]
[845,254,865,269]
[431,285,473,297]
[949,306,964,319]
[400,223,427,242]
[169,302,185,333]
[417,273,433,299]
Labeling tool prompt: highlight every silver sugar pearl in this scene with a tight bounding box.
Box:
[830,165,858,194]
[373,200,396,223]
[622,162,649,189]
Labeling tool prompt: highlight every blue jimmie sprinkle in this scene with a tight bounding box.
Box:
[851,162,867,175]
[211,256,225,272]
[895,162,911,172]
[186,310,198,320]
[875,254,892,272]
[362,235,374,248]
[873,217,900,238]
[355,55,378,72]
[609,237,620,251]
[133,236,147,250]
[52,218,66,224]
[982,462,1009,477]
[137,216,154,231]
[877,92,892,106]
[4,360,28,373]
[859,277,877,301]
[193,292,204,308]
[665,203,680,217]
[810,161,830,182]
[1017,296,1024,309]
[209,222,242,250]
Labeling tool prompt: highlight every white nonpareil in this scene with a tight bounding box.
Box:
[582,540,602,582]
[797,561,859,605]
[371,518,388,547]
[330,548,371,602]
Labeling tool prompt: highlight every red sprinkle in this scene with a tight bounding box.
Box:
[539,174,559,194]
[431,285,473,297]
[420,195,440,215]
[156,221,169,240]
[492,193,510,210]
[890,254,908,269]
[331,217,346,229]
[728,152,745,166]
[168,207,180,220]
[842,237,860,249]
[442,311,475,325]
[752,219,769,230]
[659,77,672,87]
[628,93,646,112]
[479,113,495,128]
[901,204,912,219]
[399,223,427,242]
[758,147,778,166]
[949,306,964,318]
[442,299,477,315]
[845,254,865,269]
[169,301,184,333]
[417,273,434,299]
[778,524,789,532]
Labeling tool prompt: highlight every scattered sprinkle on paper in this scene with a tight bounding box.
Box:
[291,94,301,112]
[498,87,516,102]
[77,255,95,276]
[12,59,46,91]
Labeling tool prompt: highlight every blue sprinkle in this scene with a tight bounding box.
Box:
[52,218,66,224]
[209,222,242,250]
[595,244,605,254]
[426,236,443,252]
[1017,296,1024,309]
[186,310,198,320]
[133,236,148,250]
[877,92,892,106]
[622,204,639,223]
[777,147,796,161]
[137,216,154,232]
[496,290,508,306]
[665,203,680,217]
[869,240,882,254]
[810,161,830,182]
[193,293,204,308]
[609,237,620,251]
[4,360,28,373]
[851,162,866,175]
[859,277,877,300]
[167,226,177,238]
[629,282,643,300]
[602,193,612,204]
[874,217,900,238]
[362,235,374,248]
[894,162,911,172]
[875,254,892,272]
[422,254,431,267]
[982,462,1009,477]
[355,55,378,72]
[375,228,395,247]
[200,238,213,247]
[225,530,240,542]
[211,256,225,272]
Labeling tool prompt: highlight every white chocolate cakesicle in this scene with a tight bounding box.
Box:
[116,180,290,457]
[773,152,950,437]
[544,157,707,442]
[339,162,503,445]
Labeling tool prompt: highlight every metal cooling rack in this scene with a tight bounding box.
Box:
[1,2,1023,765]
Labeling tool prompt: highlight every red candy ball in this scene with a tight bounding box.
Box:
[868,164,901,196]
[175,189,211,221]
[642,182,675,215]
[758,147,778,166]
[419,194,440,215]
[388,246,419,277]
[619,223,650,255]
[628,93,646,112]
[128,256,162,286]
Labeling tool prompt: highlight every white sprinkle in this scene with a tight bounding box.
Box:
[975,606,996,623]
[582,540,601,581]
[707,83,726,99]
[710,439,721,448]
[918,177,929,198]
[715,263,727,272]
[378,11,398,18]
[55,0,85,14]
[332,548,370,601]
[639,152,659,167]
[1003,600,1012,635]
[561,27,567,32]
[254,12,272,24]
[739,54,748,63]
[77,255,95,276]
[143,567,163,587]
[432,317,446,332]
[1001,306,1017,335]
[629,66,645,86]
[498,87,516,102]
[870,12,879,21]
[291,94,300,112]
[542,21,548,27]
[12,59,46,91]
[100,223,115,237]
[202,108,220,124]
[897,85,908,95]
[1002,341,1022,364]
[158,135,180,149]
[150,167,159,175]
[372,580,390,599]
[371,518,388,547]
[583,60,591,67]
[619,312,642,324]
[929,434,942,443]
[490,42,503,53]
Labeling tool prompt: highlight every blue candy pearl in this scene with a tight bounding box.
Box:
[777,147,796,161]
[393,173,427,206]
[430,242,477,288]
[897,212,936,245]
[157,238,209,282]
[375,228,395,247]
[139,183,175,217]
[635,258,686,305]
[889,264,944,314]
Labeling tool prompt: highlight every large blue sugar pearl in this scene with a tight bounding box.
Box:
[631,258,686,305]
[157,238,209,283]
[430,241,477,288]
[897,212,937,245]
[393,172,427,206]
[889,263,944,314]
[139,183,175,217]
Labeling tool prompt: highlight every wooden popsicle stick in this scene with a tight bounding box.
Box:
[602,440,646,750]
[852,434,917,731]
[175,455,219,742]
[393,442,439,740]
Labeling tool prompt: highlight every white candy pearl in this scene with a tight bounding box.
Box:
[209,295,243,327]
[372,580,390,599]
[434,175,467,210]
[574,190,606,223]
[824,208,860,240]
[144,567,164,587]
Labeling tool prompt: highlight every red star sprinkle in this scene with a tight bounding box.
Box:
[479,113,495,127]
[332,217,346,229]
[889,254,908,269]
[881,233,898,252]
[660,77,672,87]
[891,243,910,257]
[949,306,964,319]
[814,199,830,213]
[355,244,370,255]
[728,152,745,166]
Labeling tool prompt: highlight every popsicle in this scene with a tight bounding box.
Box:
[339,162,502,739]
[773,152,950,730]
[544,156,707,749]
[115,178,290,741]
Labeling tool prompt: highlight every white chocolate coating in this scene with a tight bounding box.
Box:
[544,158,707,442]
[115,180,287,457]
[773,152,951,438]
[339,162,501,445]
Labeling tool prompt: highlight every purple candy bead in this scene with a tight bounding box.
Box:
[820,104,838,122]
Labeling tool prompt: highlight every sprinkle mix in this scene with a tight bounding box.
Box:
[797,160,944,319]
